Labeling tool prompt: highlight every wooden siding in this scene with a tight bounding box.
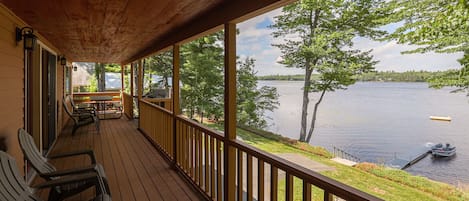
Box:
[0,3,29,170]
[0,4,67,170]
[35,117,202,201]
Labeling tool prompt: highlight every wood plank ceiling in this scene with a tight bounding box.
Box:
[0,0,292,64]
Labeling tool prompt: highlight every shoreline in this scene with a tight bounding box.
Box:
[236,125,469,191]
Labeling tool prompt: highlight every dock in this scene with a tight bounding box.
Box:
[386,150,431,170]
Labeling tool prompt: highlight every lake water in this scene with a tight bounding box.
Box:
[260,81,469,185]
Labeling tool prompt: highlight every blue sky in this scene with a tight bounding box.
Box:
[237,8,463,76]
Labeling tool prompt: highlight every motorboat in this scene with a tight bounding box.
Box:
[429,116,452,121]
[431,143,456,157]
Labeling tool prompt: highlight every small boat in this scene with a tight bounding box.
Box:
[431,143,456,157]
[429,116,452,121]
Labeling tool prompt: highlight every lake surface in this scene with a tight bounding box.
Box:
[260,81,469,185]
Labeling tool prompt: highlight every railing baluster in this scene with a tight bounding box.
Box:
[195,129,200,185]
[176,120,180,166]
[271,166,278,201]
[238,150,244,201]
[198,130,203,186]
[324,190,333,201]
[303,181,312,201]
[258,160,264,201]
[286,173,293,201]
[210,136,216,198]
[189,126,193,178]
[217,140,222,201]
[247,154,253,201]
[205,132,210,192]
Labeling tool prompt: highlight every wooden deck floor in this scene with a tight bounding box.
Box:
[35,117,202,201]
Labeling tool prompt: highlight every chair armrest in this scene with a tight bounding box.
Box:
[42,165,97,177]
[48,149,97,164]
[33,172,98,189]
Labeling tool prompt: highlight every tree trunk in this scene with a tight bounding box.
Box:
[299,66,313,142]
[200,110,204,124]
[299,8,321,142]
[305,83,329,143]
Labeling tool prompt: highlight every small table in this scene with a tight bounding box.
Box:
[90,96,113,119]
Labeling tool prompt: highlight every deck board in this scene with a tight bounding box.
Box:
[35,117,202,201]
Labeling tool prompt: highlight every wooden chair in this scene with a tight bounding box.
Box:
[63,97,99,135]
[18,128,110,201]
[0,151,111,201]
[65,95,96,115]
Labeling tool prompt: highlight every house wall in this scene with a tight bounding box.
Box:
[0,4,68,169]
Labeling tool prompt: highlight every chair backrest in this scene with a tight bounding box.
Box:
[18,129,57,178]
[62,97,78,124]
[0,151,41,201]
[65,95,77,109]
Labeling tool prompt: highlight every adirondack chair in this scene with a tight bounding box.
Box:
[18,128,110,201]
[65,95,96,115]
[63,97,99,135]
[0,151,111,201]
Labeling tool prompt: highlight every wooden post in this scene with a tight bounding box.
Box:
[223,22,237,201]
[138,59,144,100]
[130,63,134,118]
[172,44,181,166]
[120,64,124,92]
[137,59,144,128]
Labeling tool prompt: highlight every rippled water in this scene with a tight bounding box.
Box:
[261,81,469,185]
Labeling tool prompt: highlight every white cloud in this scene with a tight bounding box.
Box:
[237,8,464,76]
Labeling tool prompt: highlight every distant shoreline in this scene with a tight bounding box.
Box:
[257,70,458,82]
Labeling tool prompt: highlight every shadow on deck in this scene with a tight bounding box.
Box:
[35,117,202,201]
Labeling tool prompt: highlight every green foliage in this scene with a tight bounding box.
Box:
[271,0,386,142]
[237,57,279,128]
[357,70,447,82]
[144,50,173,90]
[180,32,225,121]
[385,0,469,93]
[385,0,468,54]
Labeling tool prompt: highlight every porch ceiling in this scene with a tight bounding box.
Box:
[1,0,292,64]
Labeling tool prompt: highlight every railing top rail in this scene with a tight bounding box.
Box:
[139,99,173,115]
[175,115,225,140]
[232,140,383,201]
[74,91,121,96]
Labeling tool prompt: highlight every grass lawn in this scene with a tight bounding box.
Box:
[208,123,469,201]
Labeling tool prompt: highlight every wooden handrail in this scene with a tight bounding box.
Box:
[140,99,173,115]
[175,115,225,140]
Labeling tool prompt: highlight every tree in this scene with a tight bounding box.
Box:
[237,57,279,128]
[385,0,469,92]
[145,51,173,90]
[180,32,225,122]
[271,0,386,142]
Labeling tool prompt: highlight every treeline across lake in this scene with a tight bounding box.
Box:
[258,70,459,82]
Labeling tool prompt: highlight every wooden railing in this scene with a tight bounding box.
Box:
[175,116,225,200]
[138,100,383,201]
[122,92,133,119]
[139,100,174,159]
[73,91,121,103]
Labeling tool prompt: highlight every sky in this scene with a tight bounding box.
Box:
[237,8,463,76]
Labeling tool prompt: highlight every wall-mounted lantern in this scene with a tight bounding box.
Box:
[15,27,37,51]
[73,66,77,71]
[59,56,67,66]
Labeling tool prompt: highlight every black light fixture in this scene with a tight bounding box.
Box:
[73,65,77,71]
[15,27,37,51]
[59,56,67,66]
